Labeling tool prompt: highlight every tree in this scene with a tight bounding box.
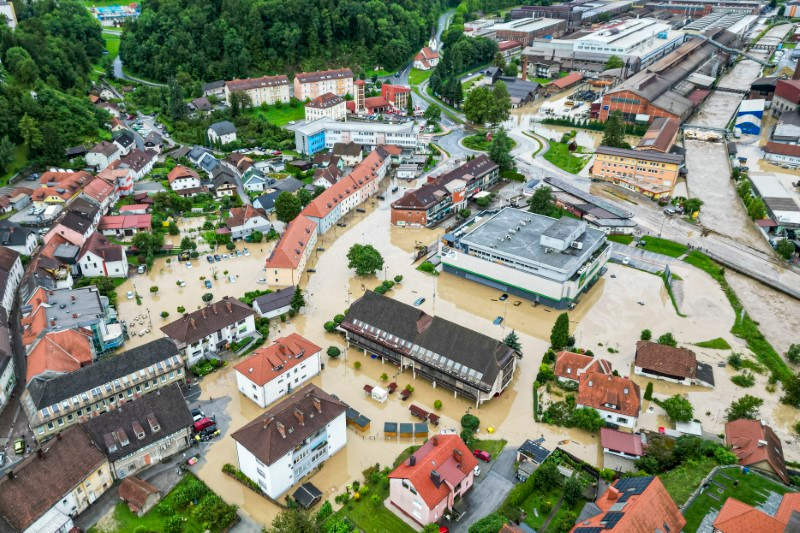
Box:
[726,394,764,421]
[563,477,583,506]
[422,525,441,533]
[782,372,800,408]
[19,115,44,151]
[202,293,214,302]
[275,192,302,223]
[326,346,341,357]
[180,236,195,250]
[657,332,677,347]
[150,286,159,293]
[461,414,480,433]
[463,86,493,124]
[347,244,384,276]
[132,232,165,256]
[661,395,694,422]
[297,188,313,207]
[406,93,414,116]
[550,312,570,349]
[683,198,704,215]
[776,239,795,260]
[529,186,556,216]
[250,231,263,243]
[747,197,767,220]
[570,407,604,431]
[503,330,521,352]
[604,55,624,70]
[554,511,578,533]
[488,129,514,171]
[504,62,518,78]
[778,4,785,16]
[5,47,40,86]
[644,382,654,401]
[601,110,630,149]
[167,77,187,122]
[787,344,800,364]
[266,506,317,533]
[0,136,15,175]
[533,460,561,490]
[640,329,652,341]
[467,514,507,533]
[487,81,511,127]
[290,286,306,312]
[423,104,442,125]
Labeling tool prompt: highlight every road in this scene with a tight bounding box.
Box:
[113,56,167,87]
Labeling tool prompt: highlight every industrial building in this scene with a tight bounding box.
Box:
[440,208,610,309]
[511,0,634,29]
[491,17,568,45]
[735,99,765,135]
[293,118,418,155]
[644,0,761,17]
[543,176,637,234]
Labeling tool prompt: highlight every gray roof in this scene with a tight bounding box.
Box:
[211,166,237,188]
[546,176,631,218]
[254,191,281,211]
[82,383,193,462]
[26,338,181,409]
[518,438,552,463]
[209,121,237,136]
[0,220,34,247]
[160,296,255,345]
[341,291,516,393]
[202,80,225,92]
[273,177,303,193]
[253,286,295,313]
[594,146,683,164]
[36,286,107,331]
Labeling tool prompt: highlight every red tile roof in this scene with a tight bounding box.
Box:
[226,205,267,228]
[634,341,697,379]
[725,419,788,483]
[389,434,477,509]
[775,493,800,524]
[415,47,439,61]
[364,96,390,110]
[302,149,386,219]
[549,72,583,89]
[26,329,94,382]
[577,373,640,418]
[295,68,353,84]
[775,79,800,104]
[306,92,344,109]
[82,176,116,205]
[554,351,612,381]
[167,165,200,184]
[765,141,800,157]
[713,497,786,533]
[226,75,289,92]
[498,40,522,51]
[98,214,152,231]
[600,428,643,456]
[264,215,317,270]
[234,333,321,386]
[118,476,160,513]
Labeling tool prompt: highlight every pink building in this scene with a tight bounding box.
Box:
[388,435,477,527]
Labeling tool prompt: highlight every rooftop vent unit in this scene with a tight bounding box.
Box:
[571,241,584,250]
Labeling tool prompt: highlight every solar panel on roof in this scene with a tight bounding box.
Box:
[574,528,603,533]
[613,476,653,501]
[599,511,625,529]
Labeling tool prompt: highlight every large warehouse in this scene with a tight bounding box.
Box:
[440,208,610,309]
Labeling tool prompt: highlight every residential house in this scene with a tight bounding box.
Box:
[516,439,552,480]
[272,176,304,194]
[242,167,275,193]
[96,101,122,118]
[118,477,161,516]
[21,338,184,441]
[225,75,290,106]
[234,333,322,408]
[635,117,679,153]
[252,286,296,318]
[253,190,281,214]
[189,97,212,113]
[634,341,715,387]
[226,205,271,240]
[143,131,163,154]
[33,171,93,208]
[771,79,800,117]
[97,163,135,197]
[332,142,363,166]
[591,146,683,198]
[600,427,644,473]
[571,476,685,533]
[294,68,354,100]
[119,204,150,215]
[113,130,136,156]
[312,152,342,169]
[712,493,800,532]
[187,146,219,176]
[0,247,23,314]
[98,214,152,238]
[0,310,16,414]
[312,164,341,189]
[208,121,237,146]
[25,328,95,383]
[160,296,257,365]
[119,149,157,180]
[391,155,500,227]
[86,141,122,171]
[211,166,239,198]
[341,290,518,405]
[725,419,789,483]
[413,47,440,70]
[21,285,125,357]
[0,425,112,533]
[78,232,128,278]
[224,153,254,176]
[388,435,478,526]
[80,176,118,215]
[82,383,193,479]
[577,373,641,429]
[44,197,101,247]
[0,220,37,255]
[554,351,612,384]
[167,166,202,192]
[202,80,226,98]
[381,84,411,110]
[305,92,346,122]
[264,215,318,287]
[0,0,17,29]
[30,243,76,290]
[231,383,348,498]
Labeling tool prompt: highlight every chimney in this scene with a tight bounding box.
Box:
[190,318,196,330]
[263,416,274,430]
[431,435,438,446]
[200,308,206,319]
[6,471,14,481]
[294,408,304,425]
[409,455,416,466]
[312,397,321,413]
[56,433,62,441]
[453,449,463,463]
[607,486,620,501]
[226,301,232,313]
[430,470,441,488]
[277,421,286,438]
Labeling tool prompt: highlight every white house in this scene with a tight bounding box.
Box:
[242,168,275,193]
[86,141,122,171]
[234,333,321,408]
[231,384,347,499]
[226,205,272,240]
[168,165,202,191]
[160,297,257,366]
[208,121,237,146]
[113,130,136,156]
[0,247,23,314]
[0,221,37,255]
[305,92,347,122]
[78,233,128,278]
[119,149,157,180]
[577,373,641,429]
[252,286,295,319]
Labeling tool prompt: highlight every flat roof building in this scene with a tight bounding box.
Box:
[492,17,568,45]
[440,208,610,309]
[293,118,418,155]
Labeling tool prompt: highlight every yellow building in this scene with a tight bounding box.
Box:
[294,68,354,101]
[264,215,318,287]
[225,75,290,107]
[591,146,683,199]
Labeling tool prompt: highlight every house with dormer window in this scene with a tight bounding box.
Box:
[577,372,641,429]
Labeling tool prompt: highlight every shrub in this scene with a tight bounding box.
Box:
[731,372,756,387]
[177,306,185,313]
[160,311,169,318]
[563,477,583,506]
[382,280,394,289]
[418,261,437,274]
[434,400,442,410]
[150,286,159,293]
[226,242,235,251]
[539,500,553,514]
[202,292,213,302]
[164,516,182,533]
[658,332,677,346]
[788,344,800,365]
[644,382,654,401]
[324,321,337,332]
[327,346,341,358]
[394,275,403,283]
[154,502,173,516]
[354,361,362,369]
[380,373,388,381]
[374,285,388,294]
[280,314,286,322]
[640,329,652,341]
[728,352,743,369]
[405,384,414,392]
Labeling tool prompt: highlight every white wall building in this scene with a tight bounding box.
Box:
[0,248,23,314]
[305,92,347,122]
[225,75,290,107]
[294,118,418,155]
[208,121,237,146]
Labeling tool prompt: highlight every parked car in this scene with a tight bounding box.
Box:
[13,439,25,455]
[236,250,242,257]
[186,261,192,268]
[473,450,491,462]
[193,417,215,433]
[243,248,250,256]
[493,316,504,325]
[206,255,214,263]
[204,280,212,289]
[228,275,236,283]
[414,297,425,306]
[191,408,204,422]
[663,208,676,215]
[137,265,146,274]
[498,293,508,301]
[473,465,481,476]
[622,257,631,265]
[257,278,267,284]
[214,254,221,262]
[126,291,134,300]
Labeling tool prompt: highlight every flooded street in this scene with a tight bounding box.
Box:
[687,91,744,130]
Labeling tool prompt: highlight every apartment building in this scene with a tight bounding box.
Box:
[591,146,683,198]
[0,246,23,314]
[294,117,418,155]
[305,92,346,122]
[225,75,290,106]
[263,215,318,288]
[294,68,354,100]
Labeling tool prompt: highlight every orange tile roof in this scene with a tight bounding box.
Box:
[167,165,200,184]
[264,215,317,270]
[26,329,94,382]
[234,333,321,386]
[389,434,477,509]
[577,372,640,418]
[725,419,788,483]
[775,493,800,524]
[21,288,49,346]
[302,149,386,219]
[549,72,583,89]
[554,351,612,381]
[713,498,786,533]
[82,176,115,205]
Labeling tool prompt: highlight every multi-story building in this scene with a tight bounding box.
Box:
[440,208,610,309]
[86,141,122,171]
[0,310,15,415]
[208,121,237,146]
[21,338,185,441]
[160,296,257,365]
[264,215,317,288]
[591,146,683,198]
[294,117,418,155]
[391,155,499,227]
[82,383,194,480]
[635,117,679,153]
[305,92,346,122]
[225,75,290,107]
[294,68,354,101]
[231,383,348,499]
[340,291,519,406]
[577,373,641,428]
[25,328,95,383]
[771,79,800,117]
[491,17,567,46]
[167,165,202,192]
[234,333,322,408]
[381,84,411,110]
[0,425,112,533]
[0,246,23,314]
[225,205,272,240]
[0,220,37,255]
[78,232,128,278]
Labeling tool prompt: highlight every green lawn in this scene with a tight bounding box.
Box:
[546,499,586,533]
[247,103,305,126]
[533,77,554,85]
[521,486,562,530]
[682,468,795,532]
[543,142,589,174]
[473,439,507,460]
[103,32,120,58]
[607,234,634,245]
[0,144,28,185]
[409,68,433,86]
[83,0,128,8]
[695,338,732,350]
[659,457,718,507]
[639,236,688,258]
[463,133,517,152]
[369,68,397,78]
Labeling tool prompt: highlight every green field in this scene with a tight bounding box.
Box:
[543,142,589,174]
[103,32,121,58]
[607,234,634,245]
[681,468,794,532]
[639,235,688,258]
[248,103,305,126]
[409,68,433,86]
[695,337,732,350]
[462,133,517,152]
[0,144,28,185]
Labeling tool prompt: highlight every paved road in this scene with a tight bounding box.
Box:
[113,56,167,87]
